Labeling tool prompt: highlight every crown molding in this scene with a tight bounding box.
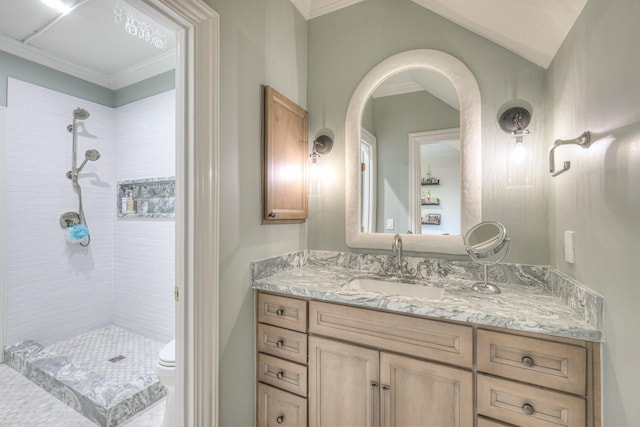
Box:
[0,34,112,88]
[0,34,176,90]
[109,49,177,89]
[372,80,423,98]
[290,0,311,18]
[292,0,366,20]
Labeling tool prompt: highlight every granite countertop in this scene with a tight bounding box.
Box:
[251,251,604,343]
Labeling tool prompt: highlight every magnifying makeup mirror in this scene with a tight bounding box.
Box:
[463,221,510,294]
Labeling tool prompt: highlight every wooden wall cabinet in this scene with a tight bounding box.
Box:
[262,86,309,224]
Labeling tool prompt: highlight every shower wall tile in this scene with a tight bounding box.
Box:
[5,80,175,347]
[6,79,116,347]
[113,91,176,343]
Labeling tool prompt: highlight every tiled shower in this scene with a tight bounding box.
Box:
[2,78,175,426]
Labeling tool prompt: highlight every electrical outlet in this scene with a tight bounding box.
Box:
[386,218,394,230]
[564,231,575,263]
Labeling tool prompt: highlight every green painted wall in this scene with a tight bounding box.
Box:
[546,0,640,424]
[203,0,307,425]
[306,0,549,264]
[113,70,175,107]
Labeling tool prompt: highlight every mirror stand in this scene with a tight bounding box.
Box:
[472,263,504,294]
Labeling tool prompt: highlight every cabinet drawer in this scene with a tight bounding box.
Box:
[258,293,307,333]
[258,323,308,364]
[259,353,308,397]
[309,301,472,367]
[477,416,516,427]
[477,329,587,395]
[258,383,307,427]
[478,374,586,427]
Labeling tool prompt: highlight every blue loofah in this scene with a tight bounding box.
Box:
[66,224,90,243]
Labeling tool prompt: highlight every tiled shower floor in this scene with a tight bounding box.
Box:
[2,325,168,426]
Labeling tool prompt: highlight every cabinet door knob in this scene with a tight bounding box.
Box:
[276,371,284,380]
[276,339,284,348]
[522,403,535,415]
[522,356,535,367]
[268,212,276,218]
[276,415,284,424]
[276,308,284,317]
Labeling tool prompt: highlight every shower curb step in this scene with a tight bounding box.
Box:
[4,340,165,427]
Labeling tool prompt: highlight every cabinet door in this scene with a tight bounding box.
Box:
[380,352,473,427]
[308,336,379,427]
[262,85,309,223]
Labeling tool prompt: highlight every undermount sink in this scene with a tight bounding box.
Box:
[344,278,444,301]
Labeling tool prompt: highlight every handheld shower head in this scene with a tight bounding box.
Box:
[73,108,90,120]
[85,149,101,161]
[76,149,101,173]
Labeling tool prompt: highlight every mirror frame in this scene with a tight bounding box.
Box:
[345,49,482,254]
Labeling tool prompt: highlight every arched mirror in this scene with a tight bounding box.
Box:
[346,49,482,254]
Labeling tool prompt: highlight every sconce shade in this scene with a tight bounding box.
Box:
[499,107,531,134]
[313,134,334,155]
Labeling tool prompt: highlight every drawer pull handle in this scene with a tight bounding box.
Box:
[522,356,535,367]
[276,339,284,348]
[370,381,379,427]
[268,212,277,218]
[276,415,284,424]
[381,384,390,427]
[522,403,535,415]
[276,371,284,380]
[276,308,284,317]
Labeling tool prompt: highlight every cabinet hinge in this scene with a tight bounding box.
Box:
[361,162,366,172]
[174,287,179,301]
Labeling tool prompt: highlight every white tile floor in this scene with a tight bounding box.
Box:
[0,363,165,426]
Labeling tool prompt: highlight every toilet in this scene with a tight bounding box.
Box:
[156,339,176,427]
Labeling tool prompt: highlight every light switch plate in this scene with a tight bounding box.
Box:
[564,231,575,263]
[386,218,394,230]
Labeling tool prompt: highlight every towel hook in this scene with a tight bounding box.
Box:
[548,131,591,177]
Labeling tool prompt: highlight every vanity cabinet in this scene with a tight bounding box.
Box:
[308,300,473,427]
[255,291,601,427]
[256,293,309,427]
[476,328,599,427]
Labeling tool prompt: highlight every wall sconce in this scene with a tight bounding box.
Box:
[309,133,334,197]
[499,106,531,144]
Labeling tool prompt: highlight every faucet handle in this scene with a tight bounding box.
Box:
[415,260,433,279]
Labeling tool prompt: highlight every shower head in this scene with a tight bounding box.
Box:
[85,149,101,161]
[76,149,101,173]
[73,108,90,120]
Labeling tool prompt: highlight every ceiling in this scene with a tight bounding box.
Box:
[292,0,589,69]
[0,0,587,92]
[0,0,176,90]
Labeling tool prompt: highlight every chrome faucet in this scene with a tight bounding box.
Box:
[392,234,403,277]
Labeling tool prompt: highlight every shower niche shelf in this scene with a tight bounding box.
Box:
[117,177,175,219]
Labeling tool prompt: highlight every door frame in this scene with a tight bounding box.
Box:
[0,107,6,364]
[144,1,220,425]
[408,128,460,234]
